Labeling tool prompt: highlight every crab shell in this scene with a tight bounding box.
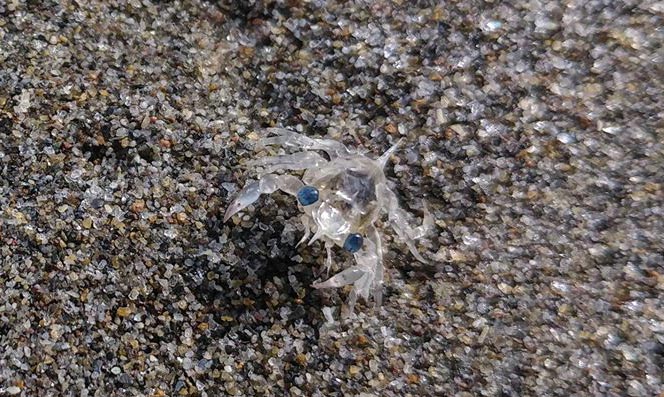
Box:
[224,128,432,314]
[299,156,382,247]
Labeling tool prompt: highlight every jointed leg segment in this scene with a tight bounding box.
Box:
[312,225,384,313]
[378,184,433,263]
[258,128,351,158]
[223,174,304,222]
[247,151,328,175]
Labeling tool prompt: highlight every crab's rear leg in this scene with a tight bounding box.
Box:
[247,151,328,174]
[367,225,384,307]
[223,174,303,222]
[258,128,350,158]
[378,184,433,262]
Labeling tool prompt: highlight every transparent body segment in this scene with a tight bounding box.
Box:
[225,129,432,315]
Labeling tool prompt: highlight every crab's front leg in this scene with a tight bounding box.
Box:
[312,227,383,313]
[223,174,303,222]
[296,215,313,247]
[324,241,334,276]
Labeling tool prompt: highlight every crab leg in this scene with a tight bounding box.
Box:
[258,128,351,158]
[247,151,328,174]
[367,225,384,307]
[223,174,303,222]
[296,215,313,247]
[313,266,365,289]
[324,241,334,276]
[313,232,381,313]
[377,138,404,169]
[378,184,433,262]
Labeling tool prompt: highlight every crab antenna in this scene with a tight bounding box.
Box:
[377,138,403,168]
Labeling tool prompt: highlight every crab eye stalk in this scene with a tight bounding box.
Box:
[343,233,363,253]
[297,185,319,206]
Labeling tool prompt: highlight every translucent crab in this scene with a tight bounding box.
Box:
[224,128,433,313]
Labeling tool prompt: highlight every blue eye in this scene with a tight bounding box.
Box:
[297,186,319,206]
[343,233,363,253]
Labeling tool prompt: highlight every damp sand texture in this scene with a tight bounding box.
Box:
[1,1,663,396]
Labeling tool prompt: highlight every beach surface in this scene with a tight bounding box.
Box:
[1,1,662,396]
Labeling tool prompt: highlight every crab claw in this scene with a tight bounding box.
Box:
[313,267,364,289]
[223,174,304,222]
[223,181,260,222]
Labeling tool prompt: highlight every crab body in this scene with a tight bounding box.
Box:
[224,128,432,313]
